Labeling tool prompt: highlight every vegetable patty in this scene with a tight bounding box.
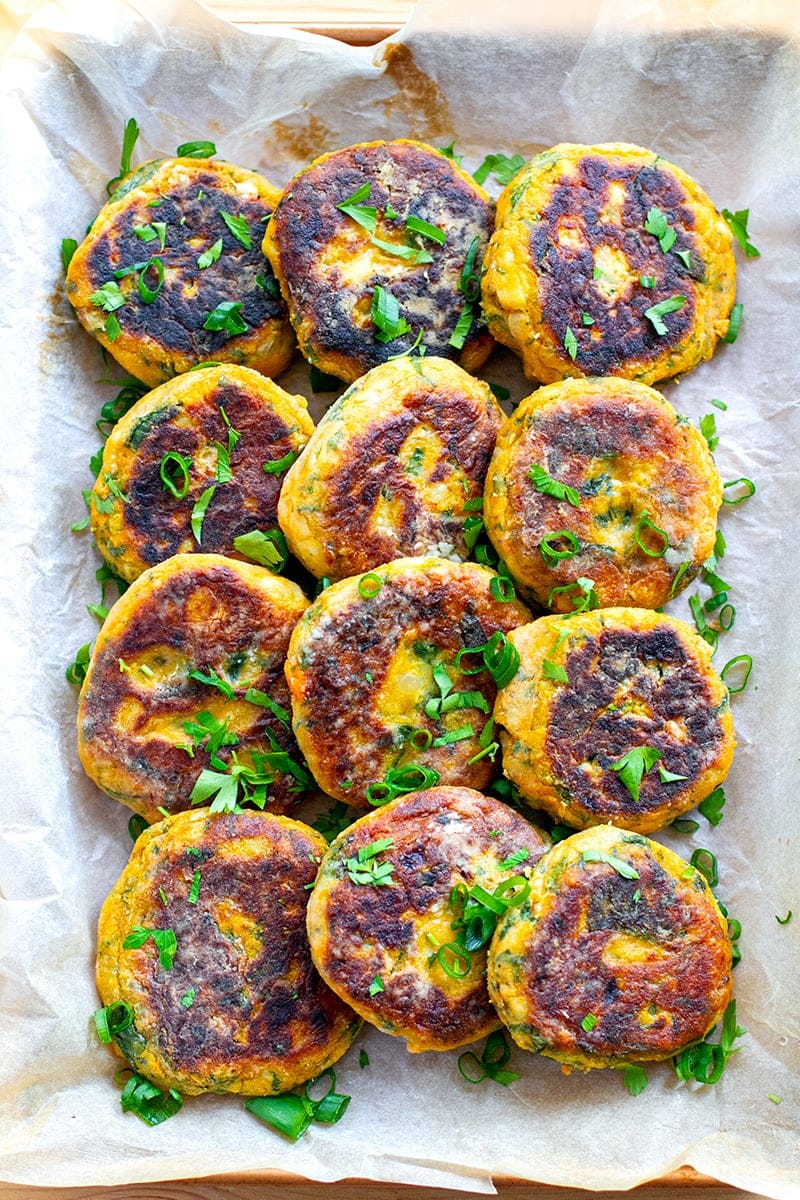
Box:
[488,825,733,1070]
[306,786,550,1052]
[278,356,503,580]
[263,140,495,382]
[91,364,313,583]
[481,142,736,385]
[96,808,361,1095]
[66,156,294,386]
[484,376,722,611]
[285,557,531,807]
[78,554,309,823]
[494,608,735,833]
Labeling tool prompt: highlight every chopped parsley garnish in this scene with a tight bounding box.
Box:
[313,800,353,842]
[527,464,580,507]
[498,848,529,871]
[197,238,223,269]
[371,285,410,344]
[644,294,685,335]
[106,117,140,195]
[472,152,525,187]
[639,274,656,289]
[182,709,239,761]
[61,237,78,272]
[345,838,395,886]
[698,786,726,827]
[245,687,291,727]
[448,306,474,350]
[371,235,432,264]
[190,485,216,543]
[542,659,569,683]
[438,141,463,166]
[336,182,378,234]
[262,449,298,475]
[220,210,252,249]
[123,926,177,971]
[203,300,248,337]
[232,528,289,572]
[623,1065,648,1096]
[90,280,125,312]
[609,745,662,801]
[700,412,719,452]
[368,975,385,996]
[180,988,197,1008]
[66,644,92,688]
[563,325,578,360]
[644,206,677,253]
[581,849,640,880]
[214,440,233,483]
[310,366,342,392]
[722,302,744,343]
[187,666,234,699]
[406,215,446,244]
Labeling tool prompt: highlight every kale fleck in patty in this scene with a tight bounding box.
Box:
[78,554,309,824]
[488,825,733,1071]
[306,786,550,1052]
[66,157,294,386]
[482,142,736,386]
[493,608,735,834]
[91,364,313,583]
[278,356,503,581]
[284,557,531,807]
[484,376,722,611]
[263,139,495,383]
[96,808,361,1095]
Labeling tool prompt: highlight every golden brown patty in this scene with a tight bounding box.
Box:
[285,557,531,808]
[66,157,295,386]
[481,142,736,385]
[488,825,733,1070]
[494,609,735,834]
[484,377,722,611]
[91,365,314,583]
[278,356,504,580]
[263,140,494,383]
[78,554,309,823]
[96,808,361,1095]
[306,786,550,1052]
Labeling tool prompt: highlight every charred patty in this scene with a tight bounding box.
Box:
[493,608,735,834]
[78,554,310,824]
[484,376,722,611]
[488,825,734,1070]
[306,786,550,1052]
[481,142,736,386]
[284,557,531,808]
[91,364,314,583]
[278,356,504,580]
[96,808,361,1095]
[263,140,495,383]
[66,156,295,386]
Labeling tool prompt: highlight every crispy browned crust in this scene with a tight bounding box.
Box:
[90,365,314,583]
[66,158,295,386]
[78,554,309,823]
[484,377,722,611]
[285,557,531,807]
[306,786,550,1052]
[96,808,361,1094]
[494,610,735,834]
[278,356,504,580]
[263,140,495,382]
[482,143,736,386]
[488,826,733,1069]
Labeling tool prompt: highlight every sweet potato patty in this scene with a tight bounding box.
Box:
[96,808,361,1095]
[488,825,733,1070]
[278,356,503,580]
[306,786,550,1052]
[484,376,722,611]
[285,557,531,807]
[493,608,735,834]
[66,157,294,386]
[91,364,313,583]
[78,554,309,823]
[481,142,736,385]
[263,139,494,382]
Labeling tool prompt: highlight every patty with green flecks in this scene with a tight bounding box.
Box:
[66,157,295,386]
[96,808,361,1095]
[91,365,313,583]
[263,140,495,384]
[488,825,733,1070]
[78,554,309,824]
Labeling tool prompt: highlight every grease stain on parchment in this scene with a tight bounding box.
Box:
[376,43,452,142]
[268,113,334,168]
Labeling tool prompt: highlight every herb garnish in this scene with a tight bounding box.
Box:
[220,210,252,249]
[123,926,178,971]
[245,1070,350,1141]
[644,206,676,253]
[371,285,410,344]
[581,849,640,880]
[365,763,440,807]
[644,295,685,335]
[232,528,289,572]
[472,152,525,187]
[610,746,662,801]
[190,485,216,543]
[721,208,760,258]
[203,300,248,337]
[106,117,140,195]
[458,1030,521,1087]
[159,451,191,498]
[345,838,395,886]
[197,238,223,269]
[528,464,581,507]
[176,140,217,158]
[673,998,745,1085]
[119,1073,184,1126]
[563,326,578,361]
[262,449,298,475]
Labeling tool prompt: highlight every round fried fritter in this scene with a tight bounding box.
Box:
[285,557,531,808]
[488,825,733,1070]
[66,157,295,386]
[306,786,550,1052]
[278,356,503,580]
[263,140,495,383]
[90,365,313,583]
[481,142,736,386]
[493,609,735,834]
[96,808,361,1095]
[78,554,309,824]
[484,377,722,611]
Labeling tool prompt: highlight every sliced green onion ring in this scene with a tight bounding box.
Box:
[358,572,383,599]
[720,654,752,694]
[137,256,165,304]
[437,942,472,978]
[721,477,756,505]
[634,513,669,557]
[539,529,580,566]
[93,1000,134,1043]
[159,451,191,499]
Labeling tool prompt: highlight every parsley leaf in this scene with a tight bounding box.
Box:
[609,746,662,801]
[528,464,580,507]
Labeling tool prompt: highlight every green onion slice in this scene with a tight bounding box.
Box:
[190,485,216,543]
[159,451,191,499]
[722,302,743,343]
[93,1001,134,1043]
[263,449,298,475]
[539,529,580,566]
[177,139,217,158]
[437,942,472,978]
[721,477,756,505]
[358,572,383,599]
[634,513,669,557]
[720,654,752,695]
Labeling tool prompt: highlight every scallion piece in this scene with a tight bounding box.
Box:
[245,1093,315,1141]
[448,306,474,350]
[721,477,756,505]
[159,451,191,499]
[539,529,580,566]
[406,215,446,244]
[634,513,669,557]
[690,847,719,888]
[93,1000,134,1043]
[358,572,382,599]
[262,449,298,475]
[644,294,685,336]
[581,848,639,880]
[119,1072,184,1125]
[720,654,752,695]
[176,139,217,158]
[203,300,248,337]
[437,942,472,978]
[527,464,580,507]
[136,256,164,304]
[722,302,743,343]
[190,485,216,543]
[106,117,140,195]
[490,574,516,603]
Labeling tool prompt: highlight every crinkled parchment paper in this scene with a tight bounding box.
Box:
[0,0,798,1192]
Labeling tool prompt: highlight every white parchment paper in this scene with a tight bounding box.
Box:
[0,0,798,1193]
